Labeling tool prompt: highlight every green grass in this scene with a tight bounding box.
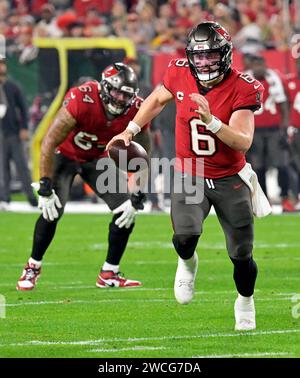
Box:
[0,213,299,358]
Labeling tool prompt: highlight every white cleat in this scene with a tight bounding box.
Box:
[234,294,256,331]
[174,253,198,305]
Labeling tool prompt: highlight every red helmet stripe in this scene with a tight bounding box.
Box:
[103,66,119,78]
[215,27,231,41]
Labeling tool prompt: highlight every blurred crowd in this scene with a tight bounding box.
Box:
[0,0,299,64]
[1,0,300,212]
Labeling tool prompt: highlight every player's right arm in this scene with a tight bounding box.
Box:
[106,85,173,148]
[40,107,76,178]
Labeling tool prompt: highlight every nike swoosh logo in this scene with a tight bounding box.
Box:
[70,92,76,99]
[254,84,260,89]
[101,279,115,287]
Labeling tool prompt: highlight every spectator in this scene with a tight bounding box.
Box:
[34,4,62,38]
[233,9,264,54]
[0,58,37,208]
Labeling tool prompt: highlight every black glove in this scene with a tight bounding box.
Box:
[131,191,146,210]
[38,177,53,197]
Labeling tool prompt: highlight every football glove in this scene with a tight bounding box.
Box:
[131,191,146,210]
[31,179,62,222]
[113,199,137,229]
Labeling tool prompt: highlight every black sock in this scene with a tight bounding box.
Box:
[31,215,58,261]
[278,167,289,198]
[105,214,134,266]
[230,257,258,297]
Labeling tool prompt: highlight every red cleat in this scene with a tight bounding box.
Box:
[282,199,297,213]
[16,263,41,291]
[96,270,142,288]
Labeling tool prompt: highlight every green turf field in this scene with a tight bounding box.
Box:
[0,212,299,358]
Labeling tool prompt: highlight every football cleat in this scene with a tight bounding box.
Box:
[234,294,256,331]
[174,253,198,305]
[96,270,142,288]
[16,262,41,291]
[282,198,297,213]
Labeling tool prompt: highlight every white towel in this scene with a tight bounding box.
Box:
[238,163,272,217]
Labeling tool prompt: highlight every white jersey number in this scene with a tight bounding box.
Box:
[74,132,98,150]
[190,118,216,156]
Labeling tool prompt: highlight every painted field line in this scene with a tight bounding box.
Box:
[1,329,299,348]
[90,242,300,250]
[193,352,292,358]
[6,294,296,308]
[89,346,166,353]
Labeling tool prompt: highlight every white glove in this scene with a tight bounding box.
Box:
[31,182,62,222]
[113,199,137,229]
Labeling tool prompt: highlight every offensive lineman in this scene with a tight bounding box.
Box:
[107,22,265,331]
[17,62,150,290]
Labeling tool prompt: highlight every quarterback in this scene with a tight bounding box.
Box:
[17,62,150,291]
[107,22,265,330]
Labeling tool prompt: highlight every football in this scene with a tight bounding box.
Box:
[108,140,149,172]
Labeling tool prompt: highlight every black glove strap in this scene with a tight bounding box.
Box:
[131,191,146,210]
[38,177,53,197]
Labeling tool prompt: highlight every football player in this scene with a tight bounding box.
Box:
[245,54,296,212]
[107,22,265,331]
[17,62,150,291]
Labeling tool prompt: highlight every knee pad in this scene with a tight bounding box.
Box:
[226,223,253,260]
[229,240,253,261]
[172,234,199,260]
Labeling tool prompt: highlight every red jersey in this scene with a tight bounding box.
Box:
[287,75,300,128]
[163,59,263,178]
[57,81,147,162]
[248,69,287,128]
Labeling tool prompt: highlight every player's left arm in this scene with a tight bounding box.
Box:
[190,93,255,153]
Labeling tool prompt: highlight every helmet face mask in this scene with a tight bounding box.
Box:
[186,22,232,82]
[189,51,222,81]
[100,63,139,115]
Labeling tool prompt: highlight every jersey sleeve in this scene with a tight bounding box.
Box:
[62,87,81,120]
[232,73,264,113]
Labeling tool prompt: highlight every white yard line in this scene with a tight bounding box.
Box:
[193,352,292,358]
[5,297,292,308]
[88,346,166,353]
[90,242,300,250]
[1,329,299,348]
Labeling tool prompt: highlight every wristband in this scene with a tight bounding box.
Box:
[38,177,53,197]
[126,121,141,136]
[206,116,222,134]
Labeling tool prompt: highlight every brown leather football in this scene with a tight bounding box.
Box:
[108,140,149,172]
